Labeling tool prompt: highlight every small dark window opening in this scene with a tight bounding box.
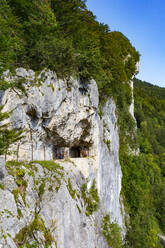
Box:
[69,147,81,158]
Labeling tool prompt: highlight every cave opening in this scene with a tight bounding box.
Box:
[69,146,89,158]
[52,146,90,159]
[69,147,81,158]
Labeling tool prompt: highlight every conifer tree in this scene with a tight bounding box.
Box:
[0,107,23,156]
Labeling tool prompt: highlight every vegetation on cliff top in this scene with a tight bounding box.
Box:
[0,0,139,159]
[0,0,139,97]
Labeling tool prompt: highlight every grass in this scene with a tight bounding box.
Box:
[31,160,64,172]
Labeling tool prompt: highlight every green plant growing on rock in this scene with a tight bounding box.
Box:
[67,178,77,200]
[103,139,111,151]
[0,183,4,190]
[32,160,64,192]
[81,179,100,216]
[17,208,23,219]
[31,160,63,172]
[48,83,55,92]
[38,181,45,200]
[14,213,55,247]
[6,161,37,176]
[0,107,24,156]
[101,214,122,248]
[8,165,28,207]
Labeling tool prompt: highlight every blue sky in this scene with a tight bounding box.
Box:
[86,0,165,87]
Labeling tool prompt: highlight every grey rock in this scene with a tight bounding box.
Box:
[16,68,29,78]
[159,234,165,247]
[98,99,125,233]
[4,175,17,192]
[0,156,5,181]
[10,104,27,129]
[0,68,137,247]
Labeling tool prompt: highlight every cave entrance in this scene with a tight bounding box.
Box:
[69,147,81,158]
[69,146,89,158]
[53,146,90,159]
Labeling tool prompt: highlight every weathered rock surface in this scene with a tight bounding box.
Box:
[0,156,5,181]
[129,80,135,119]
[2,69,98,161]
[0,159,107,247]
[0,68,128,247]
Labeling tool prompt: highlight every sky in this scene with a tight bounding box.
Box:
[86,0,165,87]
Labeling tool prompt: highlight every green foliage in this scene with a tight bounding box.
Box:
[6,162,34,208]
[1,0,139,125]
[0,0,23,75]
[14,213,55,247]
[0,106,23,156]
[0,183,4,190]
[31,160,63,172]
[17,208,23,219]
[38,182,45,200]
[103,139,111,151]
[101,214,123,248]
[134,78,165,156]
[120,154,164,247]
[3,0,139,93]
[12,188,19,205]
[119,78,165,247]
[67,178,76,199]
[31,160,64,192]
[16,168,25,178]
[81,179,100,216]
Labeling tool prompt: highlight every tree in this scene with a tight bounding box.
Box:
[0,107,23,156]
[0,0,23,76]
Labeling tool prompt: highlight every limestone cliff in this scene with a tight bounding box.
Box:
[0,69,128,247]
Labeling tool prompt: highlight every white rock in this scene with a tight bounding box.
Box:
[0,156,5,181]
[0,69,133,247]
[16,68,29,78]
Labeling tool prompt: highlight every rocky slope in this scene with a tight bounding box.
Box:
[0,68,133,247]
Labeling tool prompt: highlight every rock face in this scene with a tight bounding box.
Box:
[2,69,98,161]
[0,156,5,181]
[0,68,129,247]
[129,80,135,119]
[98,100,125,231]
[159,234,165,247]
